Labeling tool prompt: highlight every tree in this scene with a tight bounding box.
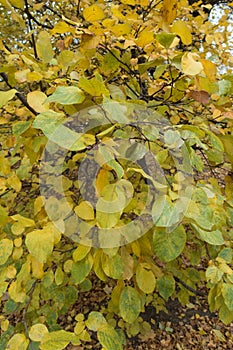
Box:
[0,0,233,349]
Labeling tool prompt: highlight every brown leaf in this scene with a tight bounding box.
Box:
[189,90,210,104]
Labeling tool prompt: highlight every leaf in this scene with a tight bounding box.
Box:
[73,244,91,262]
[156,33,176,49]
[153,225,186,262]
[136,31,154,47]
[189,90,210,104]
[27,91,49,113]
[200,59,217,82]
[83,4,105,22]
[36,31,54,63]
[102,97,128,123]
[181,52,203,75]
[79,73,109,97]
[192,224,224,245]
[46,86,85,105]
[136,263,156,294]
[12,121,31,138]
[206,265,223,284]
[71,254,93,284]
[40,330,74,350]
[25,228,54,263]
[157,275,175,301]
[86,311,107,331]
[0,238,13,265]
[9,0,24,9]
[119,286,141,323]
[97,324,123,350]
[162,0,177,24]
[222,283,233,311]
[29,323,49,342]
[6,333,29,350]
[74,201,95,220]
[0,89,17,108]
[172,20,192,45]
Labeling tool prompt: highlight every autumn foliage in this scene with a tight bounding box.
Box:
[0,0,233,349]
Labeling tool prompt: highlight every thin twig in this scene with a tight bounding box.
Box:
[174,276,204,296]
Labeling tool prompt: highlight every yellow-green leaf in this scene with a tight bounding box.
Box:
[74,201,94,220]
[97,324,123,350]
[86,311,107,331]
[79,73,109,97]
[25,229,54,263]
[36,31,54,63]
[0,238,13,265]
[119,286,141,323]
[136,263,156,294]
[73,244,91,262]
[29,323,49,342]
[6,333,29,350]
[0,89,17,108]
[9,0,24,9]
[46,86,85,105]
[40,330,74,350]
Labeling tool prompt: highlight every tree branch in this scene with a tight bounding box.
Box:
[0,73,38,116]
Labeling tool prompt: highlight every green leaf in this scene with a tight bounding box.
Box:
[108,254,124,279]
[46,86,85,105]
[36,31,54,63]
[12,121,31,138]
[222,283,233,311]
[97,324,123,350]
[136,263,156,294]
[192,224,224,246]
[157,275,175,301]
[0,89,17,108]
[40,330,74,350]
[119,286,141,323]
[86,311,107,331]
[25,228,54,263]
[156,33,176,49]
[153,225,186,262]
[0,238,13,265]
[71,254,93,284]
[6,333,29,350]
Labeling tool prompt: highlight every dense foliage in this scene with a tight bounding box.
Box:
[0,0,233,349]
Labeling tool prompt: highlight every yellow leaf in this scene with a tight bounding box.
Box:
[172,20,192,45]
[0,89,17,108]
[30,255,44,279]
[83,4,105,22]
[79,73,109,97]
[96,169,111,196]
[27,91,49,113]
[27,71,43,82]
[181,52,203,76]
[111,23,131,36]
[25,229,54,263]
[9,0,24,9]
[29,323,48,342]
[200,59,217,82]
[162,0,177,24]
[75,201,94,220]
[7,173,22,192]
[8,281,26,303]
[73,244,91,262]
[0,239,13,265]
[136,31,154,47]
[6,334,29,350]
[15,69,30,83]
